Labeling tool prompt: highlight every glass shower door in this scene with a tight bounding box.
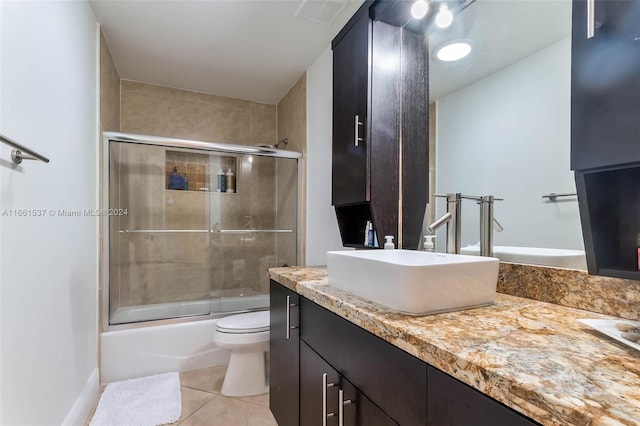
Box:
[109,142,214,324]
[209,153,298,313]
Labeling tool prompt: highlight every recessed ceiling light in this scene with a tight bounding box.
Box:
[411,0,429,20]
[435,4,453,28]
[436,41,472,62]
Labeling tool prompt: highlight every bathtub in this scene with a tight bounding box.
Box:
[460,244,587,270]
[110,294,269,324]
[101,294,269,383]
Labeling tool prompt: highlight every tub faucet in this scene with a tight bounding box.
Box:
[427,193,462,254]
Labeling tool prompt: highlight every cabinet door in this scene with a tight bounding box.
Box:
[301,297,427,425]
[269,281,299,426]
[300,342,397,426]
[332,8,370,206]
[571,0,640,170]
[427,367,538,426]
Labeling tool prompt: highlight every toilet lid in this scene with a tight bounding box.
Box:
[216,311,270,333]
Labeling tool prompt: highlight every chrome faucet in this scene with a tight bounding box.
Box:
[427,193,462,254]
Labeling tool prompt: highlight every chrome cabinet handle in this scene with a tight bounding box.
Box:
[322,373,336,426]
[338,389,353,426]
[587,0,595,38]
[354,115,364,147]
[285,296,297,339]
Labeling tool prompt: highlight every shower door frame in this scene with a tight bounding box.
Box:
[100,131,301,332]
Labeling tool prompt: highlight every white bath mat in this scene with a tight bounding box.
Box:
[90,372,181,426]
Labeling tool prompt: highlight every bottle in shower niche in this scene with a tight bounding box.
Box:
[168,166,183,190]
[183,173,189,190]
[226,168,235,193]
[217,168,227,192]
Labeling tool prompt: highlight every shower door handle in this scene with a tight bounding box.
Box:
[285,295,297,339]
[354,115,364,147]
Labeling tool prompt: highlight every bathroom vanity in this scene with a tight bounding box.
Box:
[269,267,640,426]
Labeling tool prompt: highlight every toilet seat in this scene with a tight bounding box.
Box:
[216,311,269,334]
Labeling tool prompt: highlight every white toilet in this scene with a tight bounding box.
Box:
[214,310,270,397]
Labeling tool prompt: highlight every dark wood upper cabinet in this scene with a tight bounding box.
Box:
[332,1,429,249]
[571,0,640,171]
[332,6,370,207]
[571,0,640,280]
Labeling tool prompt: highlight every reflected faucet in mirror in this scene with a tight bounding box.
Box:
[462,195,504,258]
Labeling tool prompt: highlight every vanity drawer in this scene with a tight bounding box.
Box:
[300,297,427,425]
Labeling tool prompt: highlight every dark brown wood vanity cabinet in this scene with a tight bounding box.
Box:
[331,0,428,250]
[269,280,539,425]
[269,281,299,426]
[571,0,640,280]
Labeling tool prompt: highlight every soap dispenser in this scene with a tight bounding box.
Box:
[384,235,395,250]
[424,235,436,252]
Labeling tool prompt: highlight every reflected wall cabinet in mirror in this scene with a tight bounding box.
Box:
[571,0,640,279]
[331,0,429,250]
[571,0,640,170]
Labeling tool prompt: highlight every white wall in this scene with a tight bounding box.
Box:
[305,47,346,265]
[435,38,583,250]
[0,1,99,424]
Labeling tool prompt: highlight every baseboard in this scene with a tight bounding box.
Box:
[62,368,99,426]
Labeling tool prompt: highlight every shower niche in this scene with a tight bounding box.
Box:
[105,133,299,327]
[165,150,237,193]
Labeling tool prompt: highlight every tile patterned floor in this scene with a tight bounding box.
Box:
[85,365,277,426]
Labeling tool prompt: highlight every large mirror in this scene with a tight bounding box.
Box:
[427,0,585,268]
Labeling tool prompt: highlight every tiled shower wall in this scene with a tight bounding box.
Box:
[120,80,277,145]
[109,142,294,312]
[110,80,294,314]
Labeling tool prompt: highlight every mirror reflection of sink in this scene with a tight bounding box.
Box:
[460,244,587,270]
[326,250,499,315]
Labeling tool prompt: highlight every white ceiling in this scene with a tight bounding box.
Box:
[90,0,571,105]
[90,0,365,104]
[429,0,572,100]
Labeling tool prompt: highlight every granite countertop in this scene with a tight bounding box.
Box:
[269,266,640,426]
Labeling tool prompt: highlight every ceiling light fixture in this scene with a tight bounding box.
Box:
[435,40,472,62]
[435,4,453,28]
[411,0,429,19]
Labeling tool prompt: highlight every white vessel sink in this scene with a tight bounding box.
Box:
[460,245,587,270]
[326,250,499,315]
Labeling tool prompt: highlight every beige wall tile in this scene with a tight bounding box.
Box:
[250,102,277,146]
[121,91,170,137]
[100,30,120,132]
[210,98,251,144]
[277,73,307,265]
[165,98,213,142]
